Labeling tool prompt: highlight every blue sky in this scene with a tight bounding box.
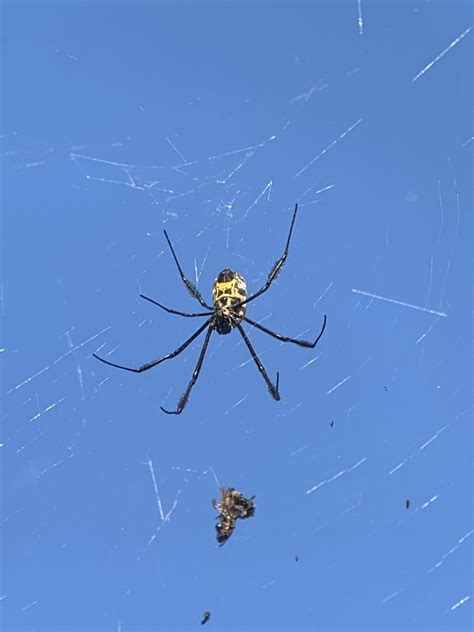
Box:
[2,2,472,631]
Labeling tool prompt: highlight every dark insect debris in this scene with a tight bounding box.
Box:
[212,487,255,546]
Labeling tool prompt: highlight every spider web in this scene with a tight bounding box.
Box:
[2,2,472,630]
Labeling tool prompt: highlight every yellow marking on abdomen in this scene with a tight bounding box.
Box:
[212,272,247,321]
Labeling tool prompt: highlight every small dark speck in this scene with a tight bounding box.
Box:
[295,554,299,562]
[329,420,334,427]
[405,500,410,509]
[201,611,211,625]
[384,386,388,391]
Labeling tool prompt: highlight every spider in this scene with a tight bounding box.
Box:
[93,203,327,415]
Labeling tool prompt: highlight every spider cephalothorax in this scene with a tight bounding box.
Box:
[93,203,327,415]
[212,269,247,334]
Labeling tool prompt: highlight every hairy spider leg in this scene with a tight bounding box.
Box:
[237,203,299,309]
[244,313,327,348]
[140,293,212,318]
[161,324,214,415]
[235,323,280,400]
[93,318,211,373]
[163,230,213,309]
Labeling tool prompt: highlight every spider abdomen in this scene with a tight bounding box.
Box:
[212,269,247,335]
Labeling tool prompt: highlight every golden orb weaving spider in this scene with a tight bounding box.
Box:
[93,203,327,415]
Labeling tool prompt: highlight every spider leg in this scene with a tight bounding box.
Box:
[161,324,213,415]
[140,293,213,318]
[243,313,327,348]
[238,203,299,308]
[163,230,213,309]
[236,323,280,401]
[93,318,211,373]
